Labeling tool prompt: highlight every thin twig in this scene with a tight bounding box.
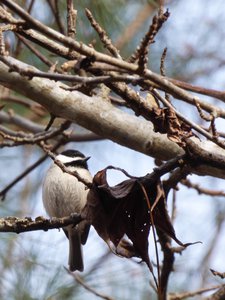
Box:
[159,0,164,16]
[0,55,142,85]
[156,228,174,300]
[210,114,219,140]
[0,111,102,142]
[169,285,223,300]
[0,28,6,55]
[67,0,77,39]
[0,137,65,200]
[46,0,65,35]
[160,47,170,101]
[130,10,170,70]
[0,120,70,147]
[27,0,35,13]
[171,189,177,224]
[210,269,225,279]
[160,47,167,77]
[181,178,225,197]
[45,114,56,131]
[163,166,190,197]
[16,34,54,68]
[0,214,82,233]
[152,89,225,150]
[14,0,35,56]
[0,124,28,138]
[40,142,93,189]
[169,77,225,103]
[194,98,212,122]
[115,3,154,50]
[85,8,121,59]
[205,285,225,300]
[67,271,115,300]
[139,183,160,291]
[1,94,45,114]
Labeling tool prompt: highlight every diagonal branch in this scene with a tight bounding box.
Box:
[0,57,225,179]
[85,8,121,59]
[0,56,182,161]
[68,271,115,300]
[2,0,225,110]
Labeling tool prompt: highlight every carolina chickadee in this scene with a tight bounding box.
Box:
[42,149,92,272]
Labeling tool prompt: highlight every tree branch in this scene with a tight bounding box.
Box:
[0,214,82,233]
[0,57,225,178]
[0,56,182,161]
[67,271,115,300]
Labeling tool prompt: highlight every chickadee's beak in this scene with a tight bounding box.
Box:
[83,156,91,162]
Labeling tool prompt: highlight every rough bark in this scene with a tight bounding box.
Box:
[0,57,225,179]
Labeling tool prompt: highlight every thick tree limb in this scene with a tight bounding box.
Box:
[0,57,225,178]
[0,57,181,161]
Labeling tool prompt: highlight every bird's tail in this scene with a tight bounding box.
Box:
[68,227,83,272]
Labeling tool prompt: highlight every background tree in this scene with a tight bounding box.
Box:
[0,0,225,299]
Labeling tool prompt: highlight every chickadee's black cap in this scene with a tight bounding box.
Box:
[59,149,90,169]
[61,149,85,158]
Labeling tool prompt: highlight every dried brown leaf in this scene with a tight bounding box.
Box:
[150,107,193,147]
[82,166,194,270]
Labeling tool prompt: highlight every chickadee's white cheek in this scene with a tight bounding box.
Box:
[56,154,77,163]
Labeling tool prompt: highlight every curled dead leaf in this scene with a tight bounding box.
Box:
[150,107,193,147]
[82,166,197,271]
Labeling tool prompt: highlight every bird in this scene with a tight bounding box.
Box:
[42,149,92,272]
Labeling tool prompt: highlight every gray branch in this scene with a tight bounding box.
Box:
[0,57,225,178]
[0,214,82,233]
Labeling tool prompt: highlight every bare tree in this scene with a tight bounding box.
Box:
[0,1,225,299]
